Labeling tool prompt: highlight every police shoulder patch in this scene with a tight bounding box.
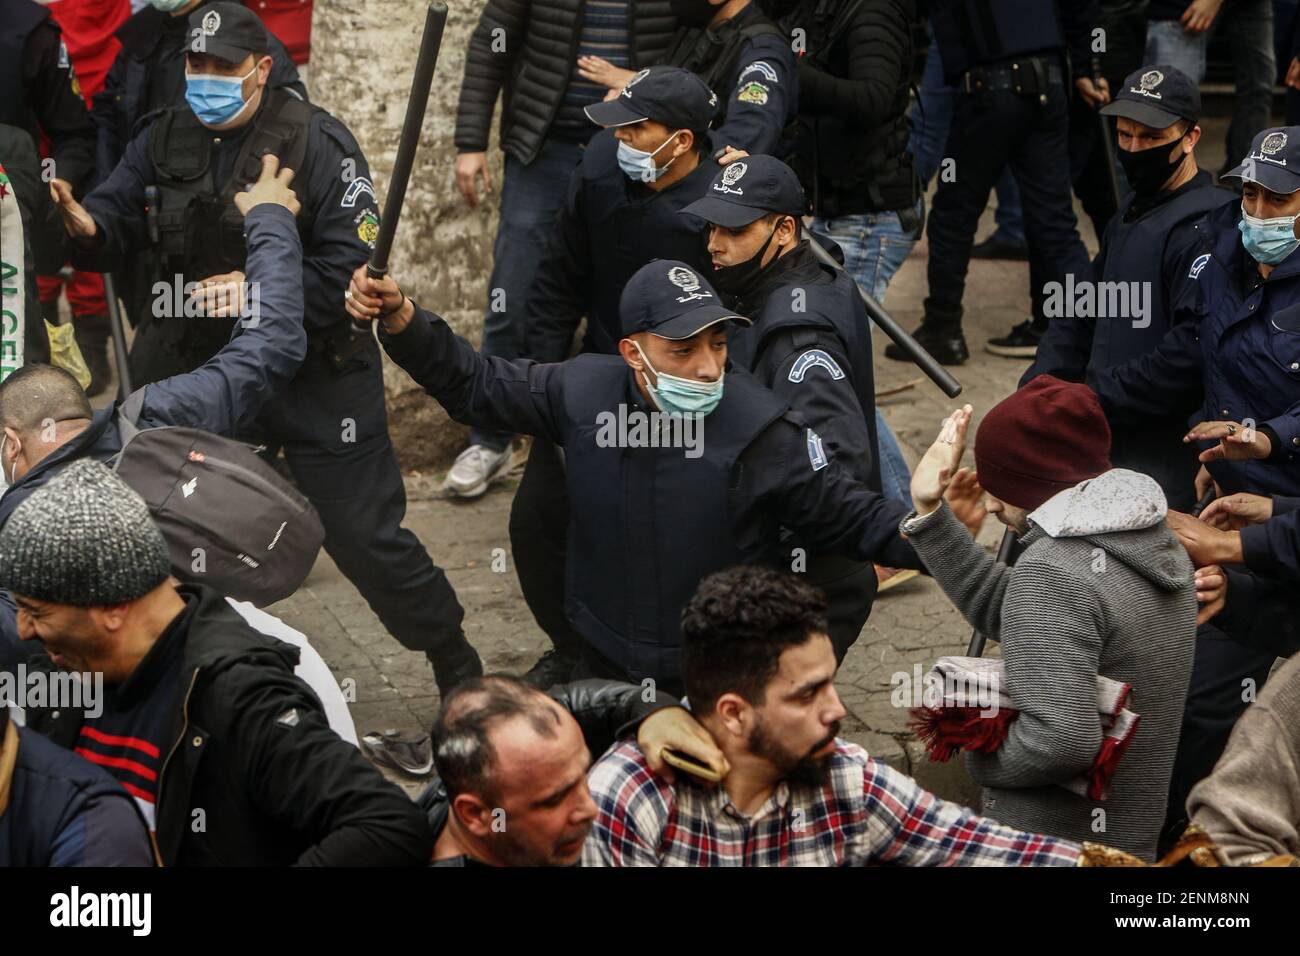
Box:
[737,81,770,105]
[807,428,828,471]
[788,349,845,383]
[739,60,780,84]
[340,176,376,209]
[1188,253,1210,279]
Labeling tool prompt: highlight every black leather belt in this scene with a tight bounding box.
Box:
[962,58,1065,102]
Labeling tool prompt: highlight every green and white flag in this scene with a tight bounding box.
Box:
[0,162,25,383]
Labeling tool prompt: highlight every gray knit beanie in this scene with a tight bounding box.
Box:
[0,459,171,606]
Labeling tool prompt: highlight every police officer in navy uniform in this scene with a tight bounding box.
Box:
[50,3,483,696]
[346,258,923,695]
[1025,66,1235,513]
[681,154,892,658]
[526,67,720,363]
[895,0,1096,364]
[0,0,97,197]
[512,66,722,685]
[92,0,305,354]
[582,0,797,158]
[94,0,304,176]
[662,0,796,156]
[1079,124,1300,852]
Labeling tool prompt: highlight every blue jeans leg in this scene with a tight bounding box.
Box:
[1220,0,1276,169]
[811,208,919,505]
[909,39,954,187]
[1144,20,1208,81]
[471,139,583,450]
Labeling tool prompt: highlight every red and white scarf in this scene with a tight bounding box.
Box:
[910,656,1140,801]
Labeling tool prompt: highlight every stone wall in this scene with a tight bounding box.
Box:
[310,0,499,471]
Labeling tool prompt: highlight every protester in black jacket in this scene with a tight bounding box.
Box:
[454,0,677,169]
[446,0,678,499]
[6,460,431,867]
[767,0,918,229]
[424,675,725,866]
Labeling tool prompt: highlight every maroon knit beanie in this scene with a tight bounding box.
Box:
[974,375,1113,512]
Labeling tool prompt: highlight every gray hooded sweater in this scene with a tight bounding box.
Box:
[900,469,1197,860]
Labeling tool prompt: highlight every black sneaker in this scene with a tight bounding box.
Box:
[970,234,1029,261]
[428,638,484,697]
[884,323,970,365]
[986,320,1043,358]
[522,648,579,690]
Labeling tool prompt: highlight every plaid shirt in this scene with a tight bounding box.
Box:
[582,740,1082,866]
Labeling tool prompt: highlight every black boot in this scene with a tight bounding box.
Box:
[427,636,484,697]
[884,320,969,365]
[77,314,113,397]
[522,648,579,690]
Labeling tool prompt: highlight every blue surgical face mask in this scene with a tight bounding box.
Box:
[1239,206,1300,265]
[633,341,725,417]
[617,130,685,184]
[151,0,193,11]
[185,65,257,127]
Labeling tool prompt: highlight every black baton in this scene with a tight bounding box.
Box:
[360,2,448,318]
[801,227,963,398]
[1191,486,1216,518]
[1093,67,1124,213]
[101,273,133,401]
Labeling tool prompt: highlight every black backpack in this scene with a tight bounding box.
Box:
[112,389,324,607]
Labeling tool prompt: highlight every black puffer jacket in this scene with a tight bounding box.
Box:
[766,0,919,217]
[455,0,677,164]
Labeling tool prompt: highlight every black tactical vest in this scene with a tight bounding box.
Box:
[930,0,1065,79]
[560,356,789,684]
[147,86,316,278]
[662,16,785,110]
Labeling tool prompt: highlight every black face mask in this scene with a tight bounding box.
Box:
[712,224,780,295]
[671,0,720,29]
[1117,135,1188,196]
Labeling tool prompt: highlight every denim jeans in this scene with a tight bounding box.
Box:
[1143,19,1208,83]
[1220,0,1276,170]
[471,138,585,451]
[811,209,920,505]
[1275,0,1300,123]
[909,38,1025,246]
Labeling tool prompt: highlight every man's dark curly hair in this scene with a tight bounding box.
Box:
[679,565,828,715]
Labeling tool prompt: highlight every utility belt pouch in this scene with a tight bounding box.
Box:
[310,322,371,371]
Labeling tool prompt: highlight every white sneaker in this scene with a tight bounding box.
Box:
[444,444,512,498]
